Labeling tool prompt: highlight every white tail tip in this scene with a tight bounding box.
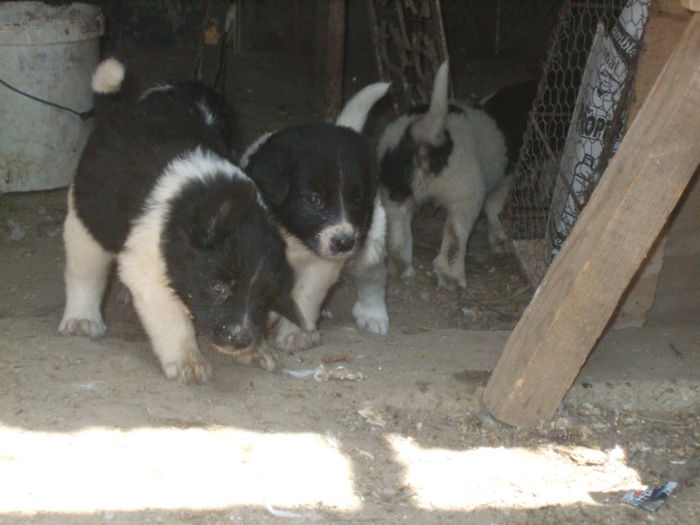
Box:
[335,82,391,132]
[91,58,125,94]
[412,60,450,144]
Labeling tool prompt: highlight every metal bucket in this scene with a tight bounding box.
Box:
[0,2,104,193]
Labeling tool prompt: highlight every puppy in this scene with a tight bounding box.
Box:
[59,58,299,382]
[240,83,391,352]
[377,61,509,290]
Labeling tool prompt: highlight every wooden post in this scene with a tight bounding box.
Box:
[483,14,700,427]
[313,0,346,120]
[193,0,231,92]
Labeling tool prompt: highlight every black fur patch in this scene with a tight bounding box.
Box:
[74,82,233,253]
[379,124,453,203]
[424,130,454,176]
[244,123,377,257]
[163,176,298,345]
[480,80,538,167]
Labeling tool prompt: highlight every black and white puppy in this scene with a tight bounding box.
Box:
[59,58,299,382]
[240,83,391,352]
[377,61,509,290]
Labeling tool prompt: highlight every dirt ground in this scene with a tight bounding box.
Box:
[1,50,698,524]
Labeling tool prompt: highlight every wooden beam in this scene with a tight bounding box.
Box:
[313,0,346,120]
[681,0,700,12]
[483,13,700,427]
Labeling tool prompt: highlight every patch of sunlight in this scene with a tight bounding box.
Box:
[0,424,360,514]
[388,434,641,510]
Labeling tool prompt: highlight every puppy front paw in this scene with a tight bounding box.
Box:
[388,253,415,279]
[352,301,389,335]
[275,329,321,353]
[432,255,467,291]
[161,350,213,383]
[59,316,106,338]
[488,228,510,254]
[215,344,278,372]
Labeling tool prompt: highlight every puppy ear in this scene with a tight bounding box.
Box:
[191,181,256,248]
[412,60,449,144]
[335,82,391,132]
[271,293,303,328]
[244,140,290,207]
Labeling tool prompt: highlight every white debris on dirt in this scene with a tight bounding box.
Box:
[6,219,26,241]
[282,364,365,382]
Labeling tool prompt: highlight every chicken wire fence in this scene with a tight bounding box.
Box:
[501,0,651,286]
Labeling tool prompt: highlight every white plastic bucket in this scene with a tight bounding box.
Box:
[0,2,104,193]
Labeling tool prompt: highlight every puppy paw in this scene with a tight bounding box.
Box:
[432,257,466,291]
[352,301,389,335]
[488,229,510,254]
[214,344,278,372]
[59,316,106,338]
[161,351,213,384]
[434,269,466,291]
[274,329,321,353]
[388,253,414,279]
[400,265,416,279]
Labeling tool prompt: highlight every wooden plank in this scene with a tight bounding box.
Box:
[681,0,700,12]
[612,235,666,329]
[609,2,691,327]
[313,0,346,120]
[483,13,700,427]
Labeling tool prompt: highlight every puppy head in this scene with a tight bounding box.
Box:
[164,175,300,354]
[245,123,378,260]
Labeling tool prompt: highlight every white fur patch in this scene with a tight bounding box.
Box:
[273,229,343,351]
[344,196,390,334]
[91,58,125,94]
[240,132,274,168]
[148,147,246,208]
[140,84,174,100]
[316,221,357,259]
[59,186,115,337]
[196,99,216,126]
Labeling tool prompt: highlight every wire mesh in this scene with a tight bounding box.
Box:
[502,0,650,286]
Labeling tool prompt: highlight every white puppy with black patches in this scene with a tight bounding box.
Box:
[377,61,509,290]
[241,83,390,352]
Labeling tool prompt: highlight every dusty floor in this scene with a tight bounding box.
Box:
[1,50,698,524]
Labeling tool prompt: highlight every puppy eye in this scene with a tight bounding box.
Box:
[308,192,322,207]
[210,280,229,296]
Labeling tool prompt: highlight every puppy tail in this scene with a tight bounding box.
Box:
[412,60,449,145]
[335,82,390,133]
[91,58,125,94]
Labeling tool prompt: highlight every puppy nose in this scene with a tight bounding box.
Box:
[229,327,253,349]
[331,233,355,254]
[216,324,253,348]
